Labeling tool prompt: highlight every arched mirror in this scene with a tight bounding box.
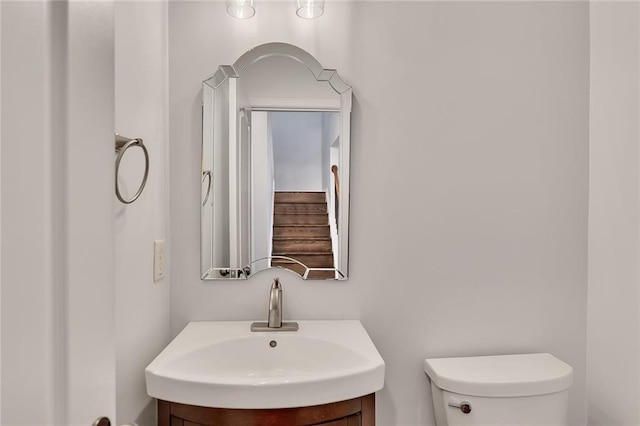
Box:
[201,43,351,280]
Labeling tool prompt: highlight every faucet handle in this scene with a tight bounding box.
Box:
[271,277,281,290]
[251,277,297,332]
[268,277,283,328]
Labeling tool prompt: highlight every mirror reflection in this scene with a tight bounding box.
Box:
[201,43,351,280]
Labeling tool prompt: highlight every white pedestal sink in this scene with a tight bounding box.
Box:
[145,320,385,409]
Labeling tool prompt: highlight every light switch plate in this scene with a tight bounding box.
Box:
[154,239,165,282]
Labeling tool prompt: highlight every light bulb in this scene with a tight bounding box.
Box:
[226,0,256,19]
[296,0,324,19]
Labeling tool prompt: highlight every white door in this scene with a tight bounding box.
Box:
[1,1,117,425]
[238,110,252,269]
[66,2,117,424]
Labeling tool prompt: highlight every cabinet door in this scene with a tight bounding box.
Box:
[159,394,374,426]
[320,413,361,426]
[168,414,360,426]
[168,417,203,426]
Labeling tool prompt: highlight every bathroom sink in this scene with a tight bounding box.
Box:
[145,320,385,409]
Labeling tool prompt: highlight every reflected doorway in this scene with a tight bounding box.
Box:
[250,111,340,279]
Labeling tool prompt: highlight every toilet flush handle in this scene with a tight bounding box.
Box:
[448,401,472,414]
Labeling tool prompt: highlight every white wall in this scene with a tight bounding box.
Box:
[169,2,589,425]
[114,2,171,425]
[271,111,325,191]
[587,3,640,425]
[322,112,339,191]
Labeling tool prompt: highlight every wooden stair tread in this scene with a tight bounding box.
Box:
[274,191,325,194]
[272,252,334,255]
[274,192,326,203]
[274,215,328,225]
[305,271,336,279]
[273,228,330,238]
[274,202,327,205]
[273,225,330,230]
[271,263,336,279]
[273,237,331,241]
[273,236,331,240]
[274,203,327,207]
[272,240,331,253]
[274,213,328,216]
[272,251,333,255]
[272,247,332,257]
[273,224,330,227]
[272,254,333,267]
[274,204,328,214]
[272,262,334,269]
[272,191,334,278]
[271,261,335,268]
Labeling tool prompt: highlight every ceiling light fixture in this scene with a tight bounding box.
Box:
[296,0,324,19]
[225,0,325,20]
[226,0,256,19]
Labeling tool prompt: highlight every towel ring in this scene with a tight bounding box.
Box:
[202,170,212,206]
[115,135,149,204]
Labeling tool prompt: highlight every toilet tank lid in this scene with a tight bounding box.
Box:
[424,353,573,397]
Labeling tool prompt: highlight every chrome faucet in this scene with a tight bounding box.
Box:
[268,278,283,328]
[251,278,299,332]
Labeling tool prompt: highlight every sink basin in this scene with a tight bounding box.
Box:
[145,320,385,409]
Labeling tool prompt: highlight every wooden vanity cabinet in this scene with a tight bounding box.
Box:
[158,393,375,426]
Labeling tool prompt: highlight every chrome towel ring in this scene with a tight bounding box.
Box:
[115,134,149,204]
[202,170,212,206]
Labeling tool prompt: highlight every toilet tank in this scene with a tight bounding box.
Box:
[424,353,573,426]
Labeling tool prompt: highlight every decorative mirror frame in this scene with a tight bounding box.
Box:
[201,42,352,280]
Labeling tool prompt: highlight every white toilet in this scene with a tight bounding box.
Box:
[424,353,573,426]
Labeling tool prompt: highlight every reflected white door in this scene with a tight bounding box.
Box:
[238,111,252,268]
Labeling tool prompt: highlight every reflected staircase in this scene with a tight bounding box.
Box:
[272,192,335,279]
